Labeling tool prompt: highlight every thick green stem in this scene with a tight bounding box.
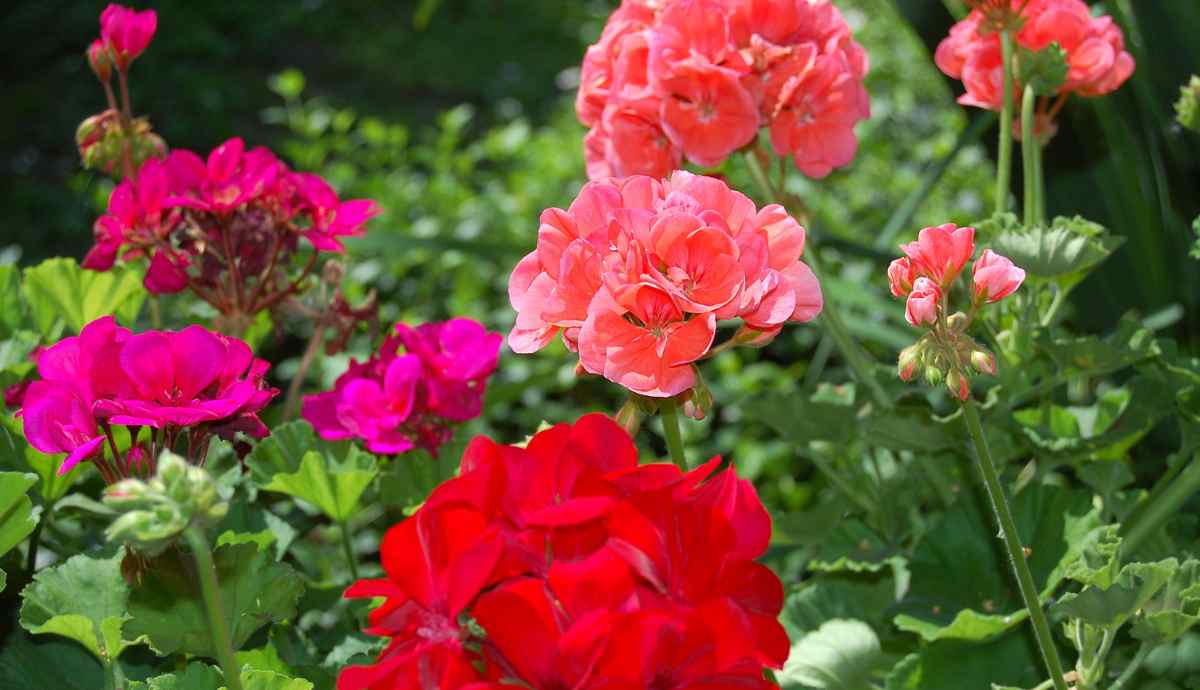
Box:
[1021,85,1040,226]
[338,520,360,582]
[1121,451,1200,558]
[962,402,1070,690]
[659,398,688,471]
[183,526,244,690]
[103,659,126,690]
[995,31,1015,215]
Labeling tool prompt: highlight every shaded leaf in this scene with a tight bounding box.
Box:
[0,624,104,690]
[377,449,459,512]
[782,575,898,640]
[990,215,1124,290]
[0,470,37,557]
[884,631,1041,690]
[862,406,957,453]
[748,391,858,446]
[21,257,145,336]
[780,619,890,690]
[1053,559,1176,629]
[1016,43,1068,95]
[126,542,305,657]
[126,662,223,690]
[1132,560,1200,644]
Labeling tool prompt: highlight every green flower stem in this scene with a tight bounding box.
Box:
[1121,450,1200,557]
[103,658,126,690]
[659,398,688,471]
[338,519,360,582]
[743,150,890,410]
[1110,642,1152,690]
[996,30,1015,214]
[1021,85,1042,226]
[962,401,1070,690]
[183,526,244,690]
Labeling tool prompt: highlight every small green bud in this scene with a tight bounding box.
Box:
[945,312,969,333]
[1177,75,1200,133]
[946,370,970,401]
[971,349,998,376]
[103,451,228,556]
[898,344,922,382]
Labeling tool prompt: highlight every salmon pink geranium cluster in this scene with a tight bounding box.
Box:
[936,0,1134,112]
[302,319,502,456]
[83,137,380,316]
[889,223,1025,399]
[578,0,870,179]
[508,172,822,398]
[17,316,276,481]
[339,413,787,690]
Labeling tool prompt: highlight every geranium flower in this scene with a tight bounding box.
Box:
[508,172,821,398]
[898,223,976,288]
[577,0,870,179]
[98,3,157,70]
[905,277,942,327]
[972,249,1026,303]
[341,414,788,690]
[302,319,501,456]
[18,316,277,479]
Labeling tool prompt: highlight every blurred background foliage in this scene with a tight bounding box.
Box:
[0,0,1197,509]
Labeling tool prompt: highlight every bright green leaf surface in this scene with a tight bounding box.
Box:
[779,619,890,690]
[21,257,145,336]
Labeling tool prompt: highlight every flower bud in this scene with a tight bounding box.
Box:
[680,376,713,421]
[1176,75,1200,133]
[924,365,944,386]
[946,312,968,333]
[946,370,970,401]
[87,40,112,83]
[731,323,782,348]
[897,344,922,382]
[971,349,997,376]
[887,258,916,297]
[972,249,1026,304]
[905,278,941,327]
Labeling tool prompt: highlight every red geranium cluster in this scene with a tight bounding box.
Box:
[509,172,821,398]
[578,0,870,179]
[936,0,1134,112]
[339,413,787,690]
[17,316,277,481]
[302,319,502,456]
[83,138,380,319]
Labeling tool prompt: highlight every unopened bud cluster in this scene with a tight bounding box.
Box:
[888,224,1024,401]
[103,452,228,556]
[1177,75,1200,133]
[76,109,166,175]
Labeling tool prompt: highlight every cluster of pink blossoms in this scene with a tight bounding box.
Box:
[340,414,786,690]
[936,0,1133,113]
[888,223,1025,399]
[509,172,821,398]
[302,319,502,456]
[18,316,276,481]
[88,3,156,77]
[578,0,870,179]
[83,138,380,314]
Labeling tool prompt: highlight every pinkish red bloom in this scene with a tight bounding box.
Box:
[18,316,276,479]
[905,277,941,327]
[98,4,157,71]
[935,0,1134,115]
[577,0,870,178]
[898,223,976,288]
[888,257,917,297]
[302,319,501,456]
[971,249,1025,303]
[341,414,787,690]
[508,173,821,397]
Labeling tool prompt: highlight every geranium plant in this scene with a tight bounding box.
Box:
[0,2,1198,690]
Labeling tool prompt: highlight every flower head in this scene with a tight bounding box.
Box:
[508,172,821,398]
[302,319,501,456]
[340,414,787,690]
[578,0,870,179]
[905,277,941,327]
[898,223,976,288]
[18,316,276,480]
[98,4,157,71]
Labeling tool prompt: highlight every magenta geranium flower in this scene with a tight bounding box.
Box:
[16,316,277,480]
[98,3,157,71]
[82,138,381,328]
[302,318,502,456]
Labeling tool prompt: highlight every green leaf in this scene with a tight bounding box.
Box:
[748,391,859,446]
[862,406,958,453]
[21,257,145,336]
[1016,43,1069,95]
[0,264,26,337]
[1132,559,1200,644]
[1,416,77,503]
[0,623,104,690]
[19,548,142,663]
[1053,559,1176,629]
[322,634,384,671]
[885,631,1042,690]
[779,619,890,690]
[1064,526,1123,589]
[782,575,898,640]
[990,216,1124,290]
[127,662,224,690]
[895,484,1099,641]
[126,541,305,657]
[0,470,37,557]
[241,669,314,690]
[263,449,378,522]
[247,421,333,485]
[377,448,459,512]
[1014,378,1173,461]
[809,519,899,574]
[1038,318,1159,377]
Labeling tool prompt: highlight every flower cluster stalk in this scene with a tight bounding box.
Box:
[183,526,244,690]
[1021,84,1045,226]
[659,398,688,470]
[743,150,890,409]
[995,30,1015,213]
[962,402,1070,690]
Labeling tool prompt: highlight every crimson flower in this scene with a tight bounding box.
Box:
[98,3,157,71]
[340,414,788,690]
